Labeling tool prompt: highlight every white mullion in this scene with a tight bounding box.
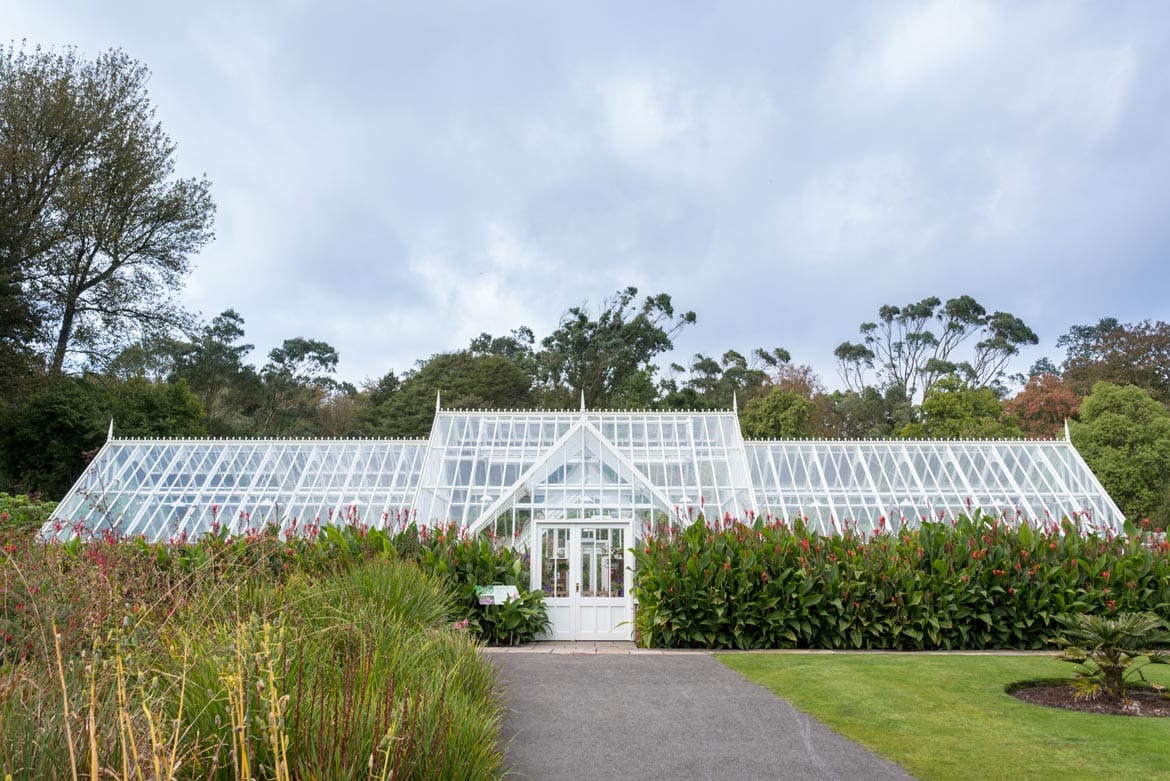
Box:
[901,442,928,516]
[953,443,981,517]
[270,441,304,524]
[236,441,275,530]
[997,444,1034,522]
[195,444,233,531]
[854,442,882,528]
[127,443,172,539]
[368,443,392,528]
[81,442,132,526]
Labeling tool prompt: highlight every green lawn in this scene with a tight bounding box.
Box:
[719,653,1170,781]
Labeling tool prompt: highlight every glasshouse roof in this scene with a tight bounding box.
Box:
[46,408,1123,542]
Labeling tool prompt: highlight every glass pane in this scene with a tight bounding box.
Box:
[581,528,595,596]
[540,528,570,598]
[580,527,624,598]
[610,527,625,597]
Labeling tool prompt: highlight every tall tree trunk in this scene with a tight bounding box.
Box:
[48,296,76,379]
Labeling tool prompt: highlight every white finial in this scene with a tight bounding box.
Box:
[435,390,441,413]
[108,418,115,441]
[1064,418,1071,442]
[580,390,586,412]
[733,391,738,414]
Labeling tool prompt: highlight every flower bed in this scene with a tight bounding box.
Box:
[632,512,1170,649]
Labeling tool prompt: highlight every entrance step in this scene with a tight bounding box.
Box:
[485,641,639,655]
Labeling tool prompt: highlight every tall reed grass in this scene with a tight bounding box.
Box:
[0,529,505,780]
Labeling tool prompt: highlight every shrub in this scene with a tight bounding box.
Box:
[29,516,549,647]
[412,523,550,645]
[0,493,56,537]
[1055,611,1170,703]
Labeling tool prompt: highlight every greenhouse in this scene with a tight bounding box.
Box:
[47,406,1122,641]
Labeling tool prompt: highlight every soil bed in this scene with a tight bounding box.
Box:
[1010,682,1170,717]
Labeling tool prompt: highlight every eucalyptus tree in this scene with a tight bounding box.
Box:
[834,295,1037,401]
[660,347,791,410]
[169,309,262,433]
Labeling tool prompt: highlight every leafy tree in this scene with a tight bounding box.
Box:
[813,386,913,439]
[258,338,339,435]
[104,376,206,438]
[0,373,208,497]
[1058,319,1170,403]
[834,295,1037,400]
[170,309,262,433]
[1027,356,1060,378]
[1071,383,1170,526]
[468,326,540,379]
[365,352,534,438]
[897,375,1021,439]
[538,287,695,408]
[0,45,214,377]
[739,387,815,439]
[0,376,107,497]
[660,348,787,410]
[101,335,181,383]
[769,360,821,398]
[1058,318,1121,366]
[364,370,402,407]
[316,383,361,437]
[1004,374,1081,439]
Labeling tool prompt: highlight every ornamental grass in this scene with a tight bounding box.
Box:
[0,524,507,779]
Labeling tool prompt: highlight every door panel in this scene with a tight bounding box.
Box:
[576,526,627,640]
[540,527,573,640]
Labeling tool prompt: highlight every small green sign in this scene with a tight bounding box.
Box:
[476,585,520,605]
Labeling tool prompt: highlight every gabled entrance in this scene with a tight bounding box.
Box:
[466,415,677,642]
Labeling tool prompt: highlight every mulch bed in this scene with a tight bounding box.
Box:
[1010,683,1170,717]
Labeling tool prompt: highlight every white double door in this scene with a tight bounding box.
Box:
[535,524,632,641]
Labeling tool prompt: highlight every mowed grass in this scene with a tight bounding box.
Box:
[719,653,1170,781]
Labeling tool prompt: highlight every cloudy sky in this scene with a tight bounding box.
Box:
[7,1,1169,392]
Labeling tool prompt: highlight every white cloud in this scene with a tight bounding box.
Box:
[972,151,1036,242]
[404,221,552,352]
[782,155,939,265]
[843,0,997,101]
[1012,44,1137,145]
[594,70,777,185]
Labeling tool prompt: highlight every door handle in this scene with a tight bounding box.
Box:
[575,582,580,593]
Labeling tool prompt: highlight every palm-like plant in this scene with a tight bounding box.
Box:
[1056,612,1170,703]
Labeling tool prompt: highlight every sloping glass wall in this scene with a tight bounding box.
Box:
[50,439,425,541]
[745,439,1122,533]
